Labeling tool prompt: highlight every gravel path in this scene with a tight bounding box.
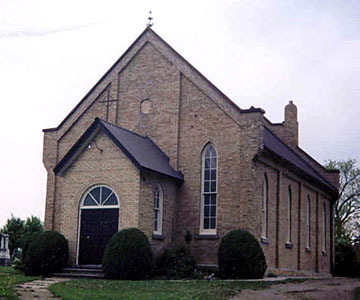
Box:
[14,277,70,300]
[230,277,360,300]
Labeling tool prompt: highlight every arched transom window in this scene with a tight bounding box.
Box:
[153,185,163,235]
[201,144,217,234]
[81,185,119,208]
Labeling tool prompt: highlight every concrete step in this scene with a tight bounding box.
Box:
[62,267,103,273]
[68,264,102,269]
[53,272,105,279]
[52,266,105,279]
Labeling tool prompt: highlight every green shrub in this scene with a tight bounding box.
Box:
[24,231,69,276]
[154,244,196,279]
[22,232,41,262]
[335,242,359,277]
[17,233,42,271]
[11,257,22,270]
[184,229,192,244]
[11,248,22,261]
[218,229,267,279]
[102,228,153,280]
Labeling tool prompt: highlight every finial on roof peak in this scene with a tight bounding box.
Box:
[147,10,154,27]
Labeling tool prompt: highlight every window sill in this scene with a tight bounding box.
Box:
[194,234,219,240]
[261,237,269,245]
[305,246,311,253]
[285,242,293,249]
[322,250,327,256]
[152,234,165,241]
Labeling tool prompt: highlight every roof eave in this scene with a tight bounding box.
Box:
[141,166,184,183]
[54,118,143,176]
[54,118,185,182]
[54,121,100,175]
[256,147,338,198]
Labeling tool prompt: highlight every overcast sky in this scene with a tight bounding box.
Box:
[0,0,359,227]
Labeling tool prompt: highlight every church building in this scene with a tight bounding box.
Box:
[43,27,339,276]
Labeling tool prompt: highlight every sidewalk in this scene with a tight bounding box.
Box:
[15,277,70,300]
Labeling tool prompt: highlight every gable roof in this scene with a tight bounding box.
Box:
[43,27,264,135]
[45,27,335,195]
[54,118,184,181]
[261,127,337,195]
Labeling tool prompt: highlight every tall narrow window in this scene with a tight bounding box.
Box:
[201,144,217,234]
[286,186,292,244]
[306,196,311,249]
[322,203,327,252]
[262,174,268,239]
[153,185,163,235]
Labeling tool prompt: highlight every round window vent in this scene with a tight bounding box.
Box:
[140,99,151,114]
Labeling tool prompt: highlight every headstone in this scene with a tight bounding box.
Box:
[0,234,11,266]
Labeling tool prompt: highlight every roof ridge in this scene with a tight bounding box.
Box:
[98,119,179,166]
[54,117,183,181]
[96,118,147,139]
[96,118,183,180]
[97,118,170,162]
[263,126,335,189]
[295,145,339,173]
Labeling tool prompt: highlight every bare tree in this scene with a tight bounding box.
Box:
[325,159,360,242]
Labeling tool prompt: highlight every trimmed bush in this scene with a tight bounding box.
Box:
[24,231,69,276]
[335,242,359,277]
[22,232,41,262]
[154,244,196,279]
[218,229,267,279]
[103,228,153,280]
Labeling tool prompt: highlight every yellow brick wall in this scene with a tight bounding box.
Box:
[255,157,333,276]
[59,132,140,265]
[42,31,335,274]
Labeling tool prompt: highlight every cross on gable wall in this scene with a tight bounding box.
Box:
[99,90,119,122]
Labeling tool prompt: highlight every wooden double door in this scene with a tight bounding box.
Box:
[78,208,119,265]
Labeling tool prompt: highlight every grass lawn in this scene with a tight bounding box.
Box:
[0,266,39,300]
[49,278,301,300]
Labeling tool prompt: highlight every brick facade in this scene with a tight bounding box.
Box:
[42,27,338,275]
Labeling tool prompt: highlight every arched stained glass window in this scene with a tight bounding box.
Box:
[81,185,119,208]
[201,144,217,234]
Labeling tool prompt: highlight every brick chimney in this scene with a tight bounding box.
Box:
[284,100,298,147]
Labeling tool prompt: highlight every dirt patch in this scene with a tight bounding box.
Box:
[230,277,360,300]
